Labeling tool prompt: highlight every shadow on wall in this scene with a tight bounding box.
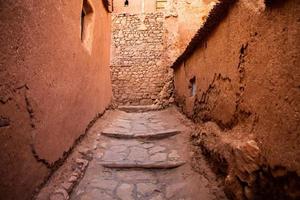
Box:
[81,0,95,54]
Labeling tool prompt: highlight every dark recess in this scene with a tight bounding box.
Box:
[265,0,288,8]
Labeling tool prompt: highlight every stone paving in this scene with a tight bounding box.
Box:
[102,110,180,139]
[69,108,227,200]
[97,139,185,168]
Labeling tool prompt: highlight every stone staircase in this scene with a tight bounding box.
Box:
[70,107,226,200]
[98,106,185,169]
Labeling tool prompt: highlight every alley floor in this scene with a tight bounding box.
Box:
[36,107,227,200]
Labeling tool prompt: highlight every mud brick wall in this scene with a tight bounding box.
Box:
[0,1,112,199]
[111,13,167,105]
[173,0,300,199]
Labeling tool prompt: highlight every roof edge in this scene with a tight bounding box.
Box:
[171,0,237,69]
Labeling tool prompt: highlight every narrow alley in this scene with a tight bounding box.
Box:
[1,0,299,200]
[37,107,226,200]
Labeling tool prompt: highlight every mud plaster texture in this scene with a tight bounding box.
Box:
[163,0,217,67]
[0,1,112,199]
[173,0,300,199]
[111,13,170,106]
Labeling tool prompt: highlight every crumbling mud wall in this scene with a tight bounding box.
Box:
[173,0,300,199]
[111,13,167,105]
[163,0,217,67]
[0,1,112,199]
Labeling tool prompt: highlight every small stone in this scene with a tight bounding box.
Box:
[136,183,158,195]
[80,188,114,200]
[75,189,84,196]
[127,146,149,162]
[93,143,97,150]
[110,145,128,153]
[61,182,73,192]
[116,183,134,200]
[100,142,108,148]
[142,143,155,149]
[151,195,164,200]
[149,146,166,154]
[68,171,81,182]
[116,170,155,181]
[150,153,167,162]
[168,150,180,160]
[49,193,65,200]
[51,189,69,200]
[69,175,79,183]
[102,150,127,162]
[95,152,104,159]
[166,183,186,198]
[90,179,118,192]
[78,147,90,155]
[75,158,89,170]
[169,97,175,103]
[76,158,88,165]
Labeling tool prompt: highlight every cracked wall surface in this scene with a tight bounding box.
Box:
[0,1,112,199]
[163,0,217,67]
[173,0,300,198]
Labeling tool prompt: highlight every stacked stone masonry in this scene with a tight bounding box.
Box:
[111,13,167,105]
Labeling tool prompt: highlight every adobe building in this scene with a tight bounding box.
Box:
[163,0,218,66]
[0,0,299,199]
[0,0,112,199]
[110,0,215,106]
[172,0,300,198]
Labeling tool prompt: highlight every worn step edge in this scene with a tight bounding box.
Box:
[101,129,181,139]
[98,161,186,169]
[118,105,161,113]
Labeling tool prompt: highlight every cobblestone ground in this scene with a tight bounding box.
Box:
[70,107,226,200]
[37,107,226,200]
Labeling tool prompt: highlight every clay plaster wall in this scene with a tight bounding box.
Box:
[111,13,167,105]
[174,0,300,198]
[0,0,112,199]
[163,0,217,66]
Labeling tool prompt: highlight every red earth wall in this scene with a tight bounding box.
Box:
[174,0,299,198]
[0,0,112,199]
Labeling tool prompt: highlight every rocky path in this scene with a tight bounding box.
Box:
[37,107,226,200]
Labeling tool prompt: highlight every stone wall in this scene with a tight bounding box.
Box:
[111,13,167,105]
[173,0,300,199]
[113,0,157,14]
[0,1,112,199]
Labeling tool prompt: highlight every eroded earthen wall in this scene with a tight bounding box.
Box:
[163,0,217,66]
[0,1,112,199]
[174,0,300,199]
[111,13,166,105]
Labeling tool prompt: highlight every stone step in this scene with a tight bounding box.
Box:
[118,105,160,113]
[97,140,185,169]
[101,129,180,139]
[99,161,186,169]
